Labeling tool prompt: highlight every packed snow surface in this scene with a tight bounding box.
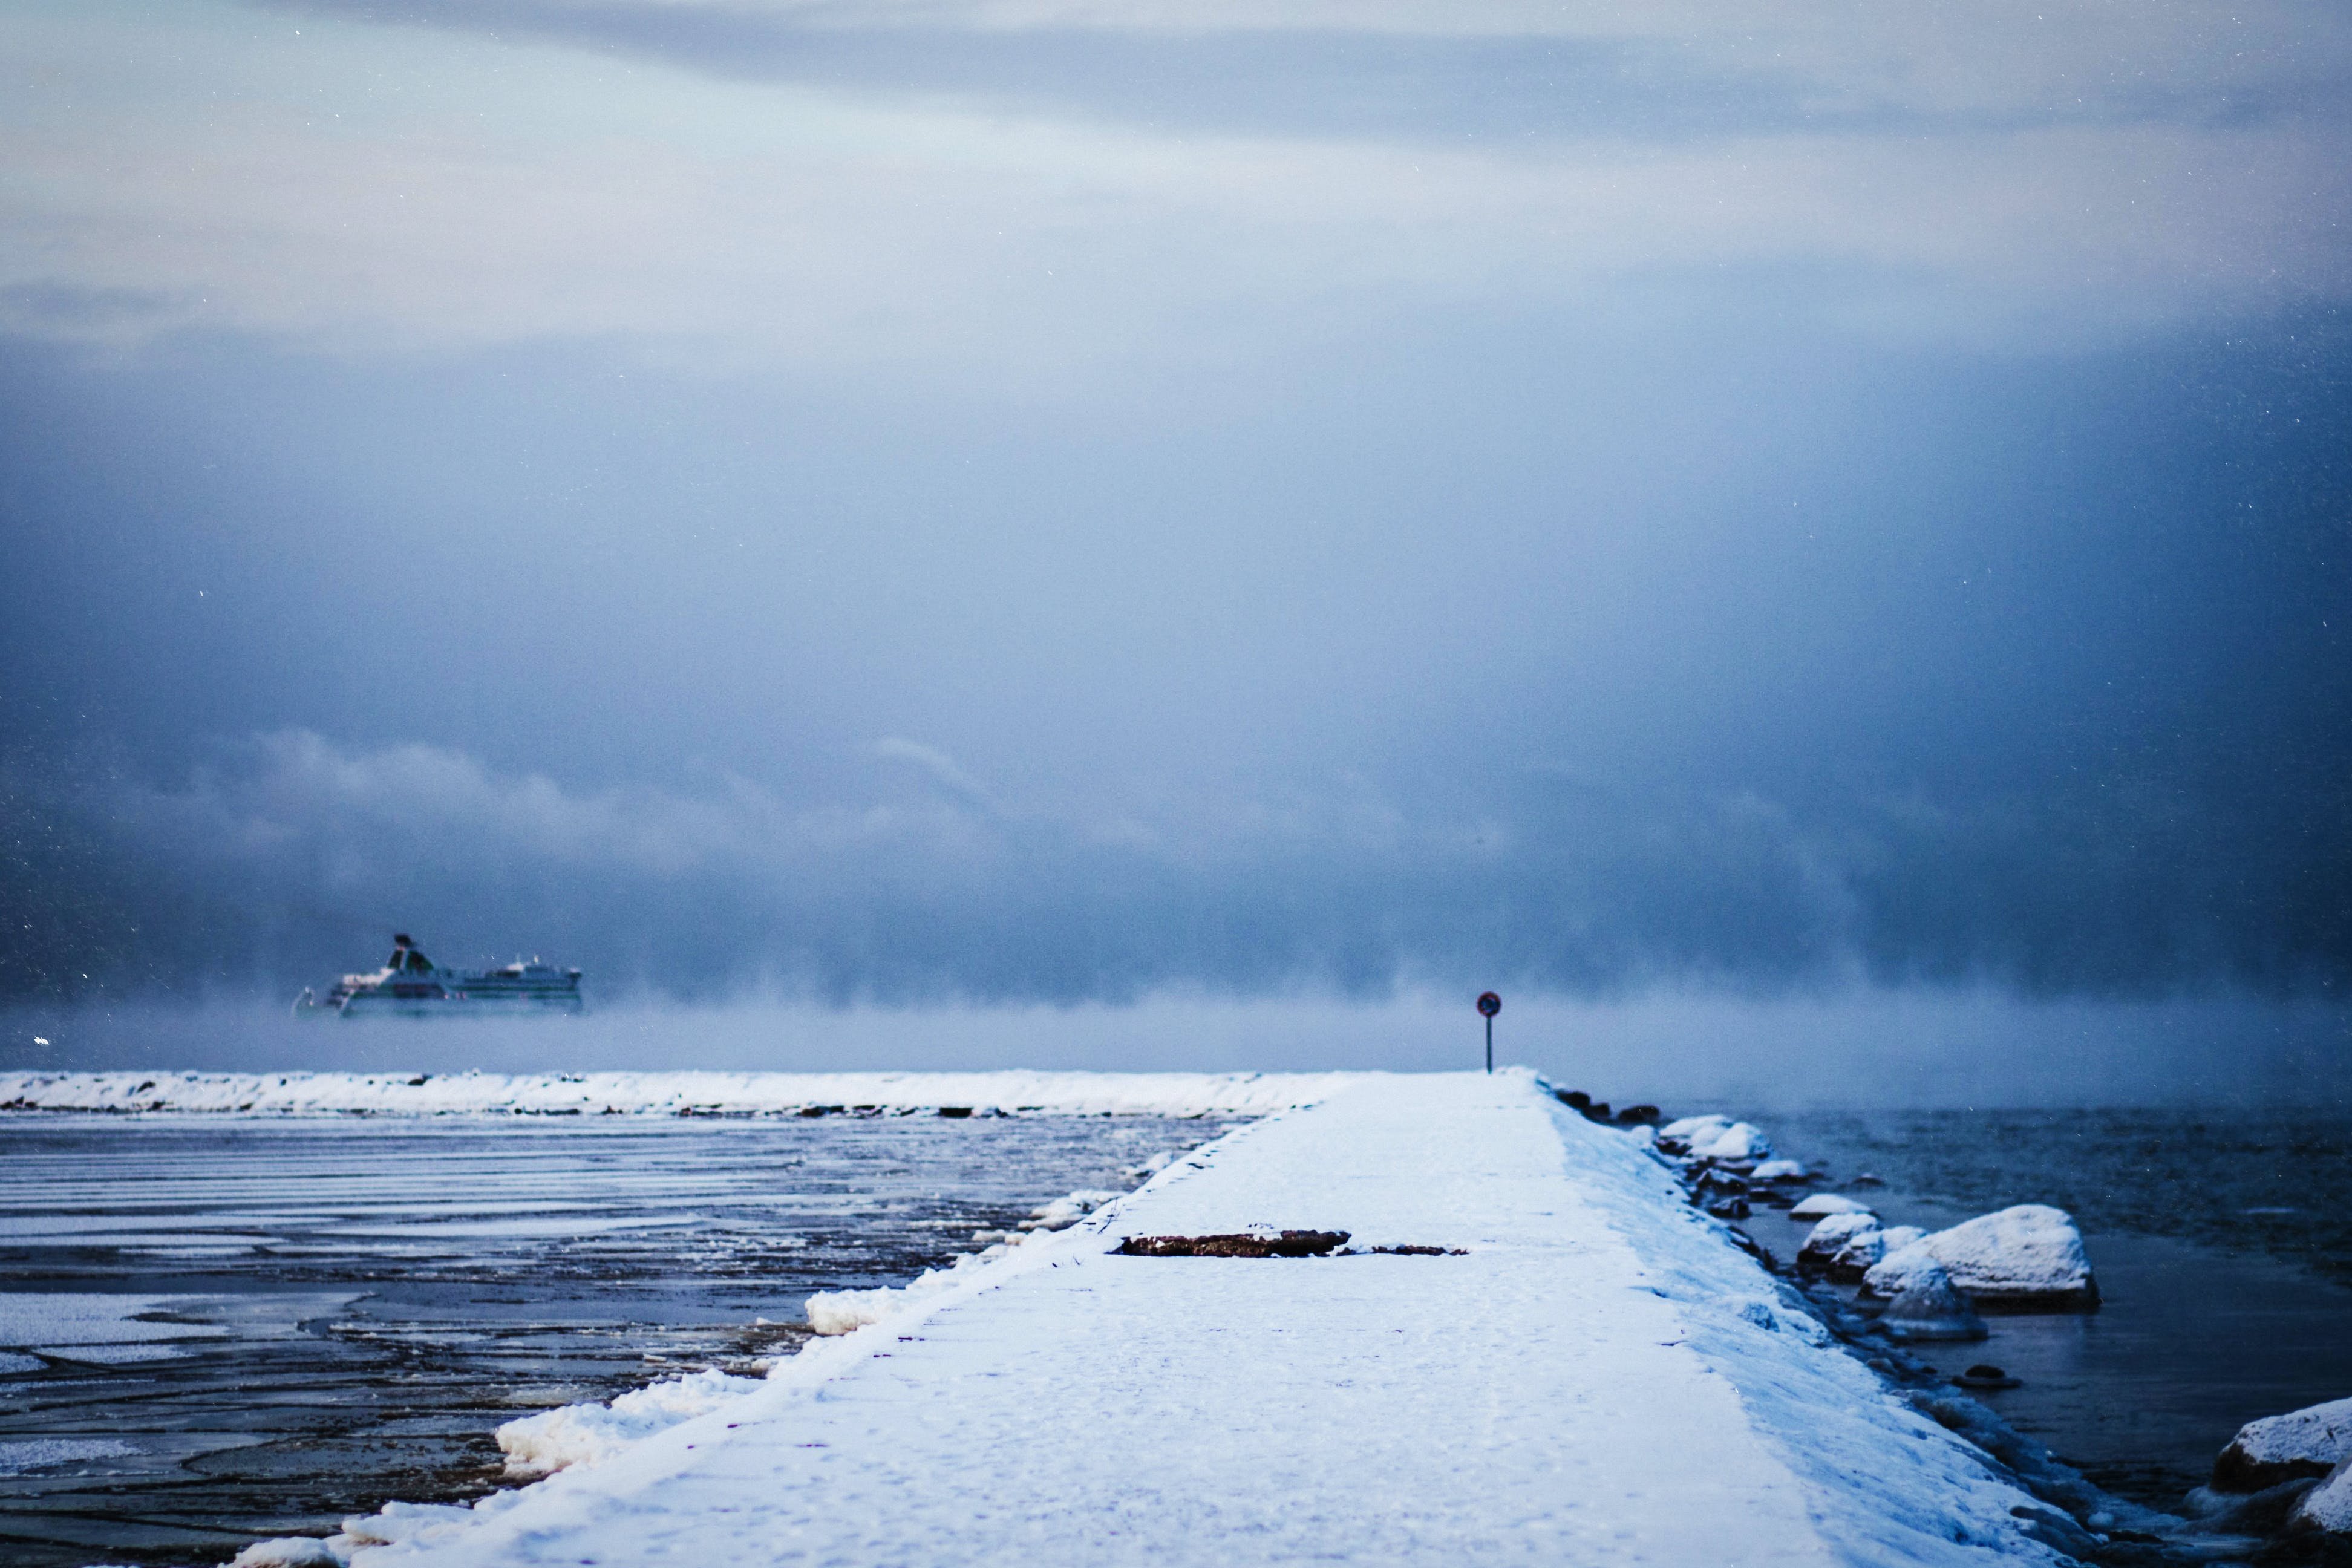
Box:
[0,1070,1356,1119]
[274,1072,2065,1567]
[1863,1204,2097,1306]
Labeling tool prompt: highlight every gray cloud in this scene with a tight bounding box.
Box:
[7,718,2341,1008]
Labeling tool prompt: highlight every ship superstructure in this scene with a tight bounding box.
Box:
[295,934,583,1017]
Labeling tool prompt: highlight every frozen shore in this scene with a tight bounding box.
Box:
[0,1068,1358,1119]
[258,1070,2076,1566]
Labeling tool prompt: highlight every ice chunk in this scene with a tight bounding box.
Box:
[1788,1192,1874,1221]
[805,1250,991,1335]
[2291,1457,2352,1537]
[1019,1189,1120,1231]
[497,1368,762,1478]
[2213,1396,2352,1492]
[229,1539,344,1568]
[1877,1261,1987,1342]
[1861,1204,2097,1309]
[1797,1212,1879,1274]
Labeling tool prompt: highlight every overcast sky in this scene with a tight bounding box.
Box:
[2,0,2347,1079]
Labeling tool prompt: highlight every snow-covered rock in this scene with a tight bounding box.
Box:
[2213,1396,2352,1492]
[1653,1114,1772,1160]
[1788,1192,1874,1221]
[1877,1261,1988,1342]
[2291,1456,2352,1537]
[1691,1122,1773,1161]
[1826,1224,1895,1282]
[497,1369,762,1478]
[1749,1159,1808,1181]
[1655,1115,1733,1154]
[1861,1205,2097,1309]
[1797,1212,1881,1273]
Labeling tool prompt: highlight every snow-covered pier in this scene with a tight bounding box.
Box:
[307,1070,2071,1566]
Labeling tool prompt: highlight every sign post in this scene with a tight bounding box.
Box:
[1477,991,1500,1074]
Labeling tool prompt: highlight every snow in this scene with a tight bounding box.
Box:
[262,1071,2066,1568]
[497,1370,763,1478]
[2291,1457,2352,1535]
[2213,1396,2352,1491]
[1861,1205,2097,1308]
[0,1070,1356,1119]
[1787,1193,1873,1220]
[1749,1159,1808,1180]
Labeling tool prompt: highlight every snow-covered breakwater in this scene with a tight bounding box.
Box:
[0,1069,1361,1119]
[240,1070,2097,1567]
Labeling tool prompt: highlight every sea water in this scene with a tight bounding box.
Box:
[0,1114,1206,1567]
[1756,1108,2352,1510]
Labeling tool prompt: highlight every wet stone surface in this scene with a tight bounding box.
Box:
[0,1114,1206,1567]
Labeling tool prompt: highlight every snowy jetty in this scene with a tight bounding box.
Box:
[258,1071,2075,1566]
[0,1068,1354,1119]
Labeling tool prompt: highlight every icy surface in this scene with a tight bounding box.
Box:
[320,1073,2064,1567]
[0,1292,227,1362]
[1863,1204,2097,1306]
[0,1070,1352,1119]
[0,1438,139,1474]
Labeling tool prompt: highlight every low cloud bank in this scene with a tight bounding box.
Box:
[4,728,2344,1008]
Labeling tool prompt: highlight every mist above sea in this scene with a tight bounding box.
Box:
[5,988,2346,1111]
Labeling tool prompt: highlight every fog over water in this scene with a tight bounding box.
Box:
[1,1,2347,1094]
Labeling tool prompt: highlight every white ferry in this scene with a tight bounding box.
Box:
[295,934,583,1018]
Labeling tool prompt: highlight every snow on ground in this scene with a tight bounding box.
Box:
[270,1071,2065,1567]
[0,1070,1356,1118]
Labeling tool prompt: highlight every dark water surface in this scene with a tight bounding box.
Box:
[0,1114,1206,1567]
[1759,1109,2352,1512]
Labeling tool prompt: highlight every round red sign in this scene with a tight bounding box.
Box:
[1477,991,1501,1017]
